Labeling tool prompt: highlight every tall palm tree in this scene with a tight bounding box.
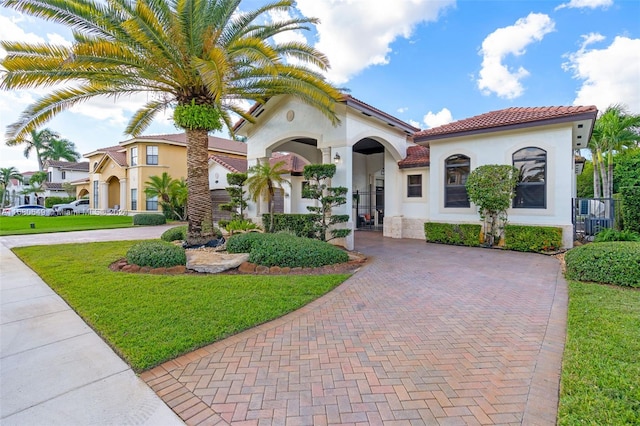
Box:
[1,0,342,245]
[246,160,290,232]
[7,128,59,171]
[0,167,23,207]
[41,138,81,163]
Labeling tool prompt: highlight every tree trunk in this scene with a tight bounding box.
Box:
[597,148,607,198]
[593,157,601,198]
[185,128,215,245]
[607,150,614,198]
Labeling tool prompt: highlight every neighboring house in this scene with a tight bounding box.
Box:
[84,133,247,213]
[4,174,33,206]
[42,160,90,200]
[235,95,597,249]
[208,152,309,222]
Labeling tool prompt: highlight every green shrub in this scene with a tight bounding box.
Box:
[226,232,267,253]
[424,222,481,247]
[621,187,640,233]
[225,218,260,234]
[126,241,186,268]
[249,234,348,268]
[228,233,348,267]
[45,196,75,208]
[565,242,640,288]
[133,214,166,226]
[594,228,640,242]
[504,225,563,252]
[160,225,187,242]
[264,213,319,238]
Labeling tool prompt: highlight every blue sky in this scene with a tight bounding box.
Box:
[1,0,639,171]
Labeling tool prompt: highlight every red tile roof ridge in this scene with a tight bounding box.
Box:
[209,154,248,173]
[398,144,430,169]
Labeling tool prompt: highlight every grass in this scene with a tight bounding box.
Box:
[0,215,133,235]
[13,241,348,372]
[558,281,640,425]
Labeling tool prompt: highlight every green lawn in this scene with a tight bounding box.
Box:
[13,241,348,372]
[558,281,640,425]
[0,215,133,235]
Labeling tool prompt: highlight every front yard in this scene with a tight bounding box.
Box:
[13,241,349,372]
[0,215,133,236]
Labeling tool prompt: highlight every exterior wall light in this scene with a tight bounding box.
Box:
[334,153,341,164]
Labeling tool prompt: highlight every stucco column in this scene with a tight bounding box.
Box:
[321,147,331,165]
[99,181,108,211]
[119,178,127,211]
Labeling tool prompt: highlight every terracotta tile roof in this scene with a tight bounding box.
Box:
[44,160,90,171]
[398,145,430,169]
[43,182,64,190]
[270,152,309,175]
[120,133,247,155]
[209,155,248,173]
[108,151,128,167]
[415,106,598,141]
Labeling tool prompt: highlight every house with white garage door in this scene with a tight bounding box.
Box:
[235,95,597,250]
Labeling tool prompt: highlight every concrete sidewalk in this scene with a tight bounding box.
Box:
[1,226,184,425]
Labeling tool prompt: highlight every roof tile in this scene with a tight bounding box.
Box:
[398,145,430,169]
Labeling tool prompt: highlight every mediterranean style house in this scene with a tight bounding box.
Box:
[234,95,597,250]
[84,133,247,213]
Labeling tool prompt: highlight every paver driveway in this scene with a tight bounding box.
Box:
[142,232,567,425]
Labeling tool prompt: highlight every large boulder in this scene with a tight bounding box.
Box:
[186,251,249,274]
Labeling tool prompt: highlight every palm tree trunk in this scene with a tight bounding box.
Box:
[607,150,614,198]
[185,128,215,245]
[592,156,601,198]
[597,149,607,198]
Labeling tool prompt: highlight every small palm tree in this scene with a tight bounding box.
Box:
[2,0,342,245]
[21,171,47,204]
[0,167,23,207]
[246,160,290,232]
[145,172,183,218]
[41,138,81,163]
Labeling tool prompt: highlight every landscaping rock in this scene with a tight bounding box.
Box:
[167,265,186,274]
[239,262,257,273]
[269,266,282,274]
[186,251,249,273]
[150,267,167,275]
[256,265,269,274]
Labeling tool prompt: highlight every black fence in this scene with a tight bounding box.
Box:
[354,188,384,231]
[572,197,620,239]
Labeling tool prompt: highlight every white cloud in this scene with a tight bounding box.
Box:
[422,108,453,128]
[477,13,555,99]
[397,107,409,113]
[408,119,421,129]
[294,0,455,84]
[563,35,640,113]
[556,0,613,11]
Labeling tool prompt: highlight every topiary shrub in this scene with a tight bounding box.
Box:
[133,214,166,226]
[594,228,640,242]
[228,233,348,267]
[248,233,348,268]
[126,241,186,268]
[264,213,319,238]
[161,225,187,242]
[424,222,481,247]
[565,242,640,288]
[504,225,563,252]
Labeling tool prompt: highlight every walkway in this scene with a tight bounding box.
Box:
[0,226,183,425]
[143,232,567,425]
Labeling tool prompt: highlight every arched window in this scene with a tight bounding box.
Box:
[513,147,546,208]
[445,154,470,207]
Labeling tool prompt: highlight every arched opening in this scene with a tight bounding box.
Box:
[78,188,89,198]
[352,138,385,231]
[106,176,121,210]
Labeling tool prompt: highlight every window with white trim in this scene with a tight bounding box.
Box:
[513,147,546,208]
[444,155,470,207]
[146,146,158,165]
[407,174,422,198]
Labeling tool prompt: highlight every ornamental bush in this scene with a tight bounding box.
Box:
[424,222,481,247]
[503,225,563,252]
[126,241,186,268]
[161,225,187,242]
[263,213,319,238]
[227,233,348,268]
[593,228,640,242]
[133,214,166,226]
[565,242,640,287]
[621,187,640,233]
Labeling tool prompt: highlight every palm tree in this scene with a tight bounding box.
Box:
[1,0,342,245]
[0,167,23,207]
[145,173,187,220]
[41,138,81,163]
[21,171,47,205]
[246,160,290,232]
[7,129,59,171]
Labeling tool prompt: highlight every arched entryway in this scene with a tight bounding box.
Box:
[106,176,121,210]
[352,138,385,231]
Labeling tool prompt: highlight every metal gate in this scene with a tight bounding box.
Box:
[572,197,619,239]
[354,188,384,231]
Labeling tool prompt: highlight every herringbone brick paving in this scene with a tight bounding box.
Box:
[142,233,567,425]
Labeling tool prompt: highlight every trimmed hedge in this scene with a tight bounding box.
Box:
[126,240,186,268]
[594,228,640,242]
[424,223,481,247]
[262,213,319,238]
[504,225,563,252]
[621,187,640,233]
[133,214,166,226]
[565,242,640,288]
[161,225,187,242]
[227,233,348,268]
[45,196,75,208]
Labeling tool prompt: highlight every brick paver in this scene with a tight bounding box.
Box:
[143,233,566,425]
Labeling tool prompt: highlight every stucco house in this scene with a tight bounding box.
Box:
[42,160,90,200]
[235,95,597,249]
[84,133,247,213]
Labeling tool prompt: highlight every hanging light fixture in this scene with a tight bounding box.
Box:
[334,152,341,164]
